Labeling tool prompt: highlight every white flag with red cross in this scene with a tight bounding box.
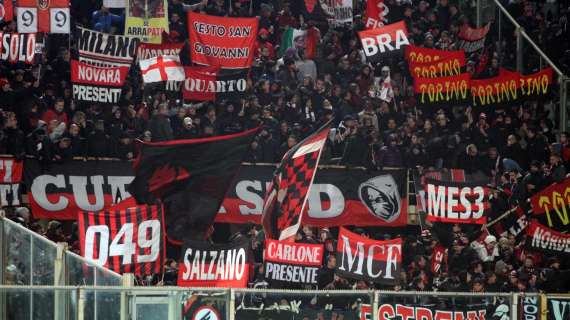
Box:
[139,55,185,83]
[17,0,70,33]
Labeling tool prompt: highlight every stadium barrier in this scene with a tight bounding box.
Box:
[1,285,568,320]
[489,0,569,131]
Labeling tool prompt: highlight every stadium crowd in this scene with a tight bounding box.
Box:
[2,0,570,299]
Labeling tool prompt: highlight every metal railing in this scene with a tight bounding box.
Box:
[1,285,566,320]
[486,0,569,131]
[0,286,518,320]
[0,214,124,320]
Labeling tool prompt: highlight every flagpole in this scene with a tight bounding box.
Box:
[484,206,518,228]
[277,118,333,241]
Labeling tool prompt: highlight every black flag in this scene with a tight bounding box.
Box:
[129,129,258,242]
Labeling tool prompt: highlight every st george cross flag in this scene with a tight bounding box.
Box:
[16,0,70,33]
[262,121,331,241]
[0,0,13,22]
[139,55,185,83]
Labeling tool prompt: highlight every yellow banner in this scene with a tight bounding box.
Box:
[125,0,169,44]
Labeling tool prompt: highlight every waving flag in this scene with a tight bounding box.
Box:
[16,0,70,33]
[262,122,331,241]
[139,55,185,83]
[128,128,258,243]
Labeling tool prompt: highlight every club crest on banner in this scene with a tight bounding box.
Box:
[37,0,49,10]
[358,175,401,222]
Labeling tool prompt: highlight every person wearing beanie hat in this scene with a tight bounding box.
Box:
[471,234,499,262]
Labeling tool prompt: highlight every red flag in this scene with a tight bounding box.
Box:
[187,12,258,69]
[77,204,166,276]
[16,0,70,33]
[364,0,388,29]
[0,0,13,22]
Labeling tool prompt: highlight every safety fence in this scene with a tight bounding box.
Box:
[483,0,569,131]
[1,286,568,320]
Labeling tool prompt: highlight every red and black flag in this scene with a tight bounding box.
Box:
[530,176,570,232]
[423,177,490,225]
[182,66,249,102]
[0,0,13,22]
[77,204,166,276]
[128,128,258,243]
[336,227,402,284]
[457,23,490,53]
[414,169,490,226]
[526,220,570,254]
[358,21,409,63]
[71,59,130,104]
[262,122,331,241]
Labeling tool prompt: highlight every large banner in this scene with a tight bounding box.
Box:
[457,23,490,53]
[78,204,165,275]
[125,0,169,44]
[530,176,570,231]
[336,227,402,284]
[23,159,407,226]
[423,178,489,224]
[414,73,471,107]
[218,165,408,227]
[263,239,323,285]
[71,59,129,104]
[76,26,141,67]
[359,21,409,63]
[178,238,250,288]
[188,12,258,69]
[16,0,70,34]
[526,220,570,254]
[182,66,248,102]
[405,45,465,64]
[0,32,36,64]
[361,302,510,320]
[0,157,22,207]
[24,159,135,220]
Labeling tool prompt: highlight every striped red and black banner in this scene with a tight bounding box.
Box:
[78,204,166,276]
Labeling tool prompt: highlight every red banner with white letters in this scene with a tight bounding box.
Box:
[187,12,258,69]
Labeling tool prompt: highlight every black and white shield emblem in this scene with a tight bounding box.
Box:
[358,175,401,222]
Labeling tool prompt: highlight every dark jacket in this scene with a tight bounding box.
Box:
[148,114,173,142]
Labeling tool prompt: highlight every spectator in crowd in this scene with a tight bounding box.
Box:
[1,0,570,300]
